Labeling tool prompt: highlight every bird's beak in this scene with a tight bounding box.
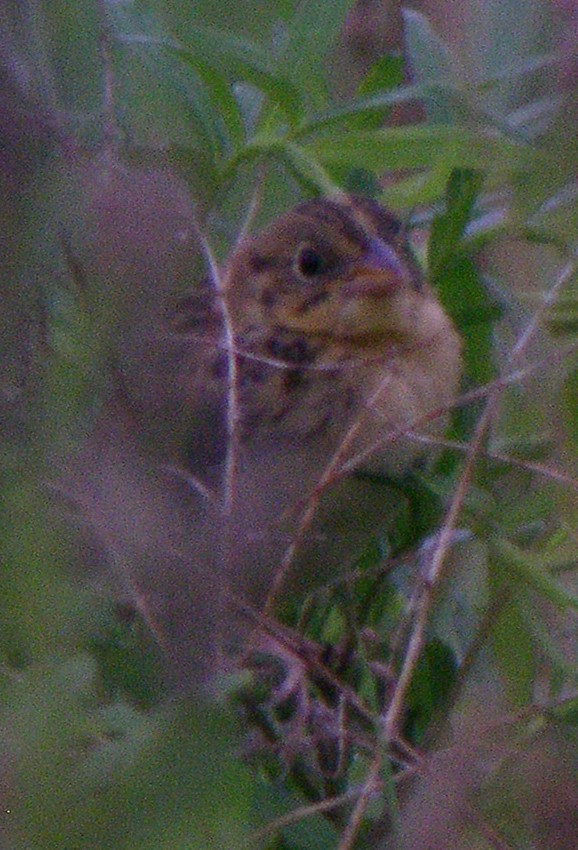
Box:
[342,237,409,299]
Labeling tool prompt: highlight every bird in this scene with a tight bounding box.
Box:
[57,193,463,683]
[172,193,463,645]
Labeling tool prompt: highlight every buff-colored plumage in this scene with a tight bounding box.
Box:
[175,194,462,634]
[59,193,462,680]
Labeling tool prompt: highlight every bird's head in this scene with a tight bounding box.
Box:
[226,195,429,347]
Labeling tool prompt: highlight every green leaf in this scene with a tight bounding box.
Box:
[429,169,483,281]
[279,0,355,112]
[522,603,578,683]
[431,536,489,659]
[9,0,102,113]
[382,165,460,208]
[320,603,348,644]
[326,54,406,134]
[10,684,253,850]
[493,538,578,613]
[297,81,436,141]
[358,574,402,632]
[357,54,404,98]
[303,125,526,178]
[118,41,231,156]
[438,255,499,387]
[529,182,578,247]
[339,167,381,196]
[300,49,558,144]
[546,285,578,337]
[170,50,246,149]
[488,542,578,705]
[405,2,557,119]
[464,0,553,115]
[551,697,578,725]
[89,611,167,710]
[460,300,497,386]
[107,6,237,153]
[404,640,458,744]
[489,579,536,706]
[251,777,337,850]
[280,141,343,195]
[183,24,304,122]
[562,366,578,444]
[433,250,495,326]
[426,171,501,386]
[111,5,304,125]
[403,8,457,123]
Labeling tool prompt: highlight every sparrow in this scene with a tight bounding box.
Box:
[174,194,463,634]
[56,193,462,682]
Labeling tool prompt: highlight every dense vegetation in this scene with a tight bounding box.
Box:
[1,1,577,848]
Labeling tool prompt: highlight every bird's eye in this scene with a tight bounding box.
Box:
[296,246,325,278]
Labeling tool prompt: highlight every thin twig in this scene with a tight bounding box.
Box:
[171,328,576,382]
[251,788,362,846]
[262,354,555,621]
[264,372,396,613]
[216,293,240,517]
[233,595,382,729]
[234,163,265,249]
[160,463,216,503]
[188,216,240,518]
[262,339,562,617]
[217,168,267,512]
[386,566,427,669]
[95,0,119,159]
[405,432,578,493]
[302,546,407,603]
[339,348,575,478]
[383,254,577,742]
[169,321,419,372]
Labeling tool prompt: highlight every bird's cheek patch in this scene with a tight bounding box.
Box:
[336,297,381,331]
[277,298,335,334]
[335,296,411,339]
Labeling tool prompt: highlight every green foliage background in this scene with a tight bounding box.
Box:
[1,1,578,848]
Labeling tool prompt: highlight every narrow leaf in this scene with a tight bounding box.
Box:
[281,142,343,196]
[279,0,355,111]
[489,585,536,706]
[562,367,578,445]
[185,24,304,122]
[303,125,526,175]
[114,27,303,124]
[171,51,245,149]
[493,538,578,613]
[357,54,404,97]
[403,8,457,123]
[429,168,484,281]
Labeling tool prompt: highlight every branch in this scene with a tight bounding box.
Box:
[382,253,577,742]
